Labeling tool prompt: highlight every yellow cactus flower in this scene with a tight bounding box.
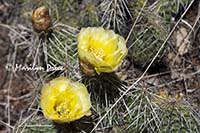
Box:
[40,77,91,123]
[78,27,128,75]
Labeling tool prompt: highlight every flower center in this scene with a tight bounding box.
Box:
[89,47,105,59]
[55,101,70,117]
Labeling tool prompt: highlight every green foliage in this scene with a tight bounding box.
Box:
[98,0,132,34]
[10,0,200,133]
[21,0,27,4]
[129,24,166,63]
[125,87,162,132]
[83,73,127,132]
[154,0,190,22]
[14,116,56,133]
[125,88,200,132]
[158,101,200,132]
[45,26,78,73]
[45,0,100,27]
[128,0,190,63]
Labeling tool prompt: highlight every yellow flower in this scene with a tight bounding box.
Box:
[40,77,91,123]
[78,27,128,75]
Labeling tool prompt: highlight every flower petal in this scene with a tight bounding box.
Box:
[78,27,128,75]
[40,77,91,123]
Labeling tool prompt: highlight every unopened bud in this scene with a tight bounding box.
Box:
[32,6,52,32]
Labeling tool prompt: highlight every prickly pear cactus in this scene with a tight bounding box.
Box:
[41,0,100,79]
[125,88,200,132]
[125,87,162,132]
[159,103,200,132]
[14,116,56,133]
[45,0,99,27]
[154,0,190,22]
[98,0,132,34]
[155,92,200,133]
[128,0,190,64]
[155,90,200,132]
